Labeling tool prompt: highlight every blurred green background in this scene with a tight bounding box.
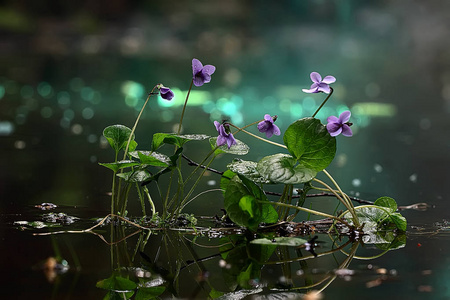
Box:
[1,0,449,218]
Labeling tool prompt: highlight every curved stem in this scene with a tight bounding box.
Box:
[228,123,287,149]
[177,79,194,135]
[258,200,352,228]
[312,87,333,118]
[123,85,158,160]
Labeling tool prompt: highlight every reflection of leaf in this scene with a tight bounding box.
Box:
[257,153,317,184]
[250,237,308,247]
[283,117,336,171]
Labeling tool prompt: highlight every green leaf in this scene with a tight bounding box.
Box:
[341,203,407,233]
[283,117,336,171]
[129,151,170,167]
[257,153,317,184]
[209,137,249,155]
[239,195,258,218]
[220,170,236,196]
[116,169,152,183]
[96,275,137,291]
[250,237,308,247]
[99,160,140,173]
[103,125,136,153]
[227,159,271,183]
[151,133,210,150]
[224,175,278,231]
[135,286,165,300]
[374,196,397,212]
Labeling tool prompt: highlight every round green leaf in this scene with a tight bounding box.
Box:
[283,117,336,171]
[103,125,136,153]
[374,196,397,212]
[256,153,317,184]
[227,159,271,183]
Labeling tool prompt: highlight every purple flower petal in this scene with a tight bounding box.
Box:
[257,120,270,132]
[327,123,342,136]
[317,83,331,94]
[202,65,216,76]
[310,72,322,83]
[217,135,226,147]
[339,111,351,123]
[322,75,336,84]
[226,133,237,149]
[160,87,174,100]
[192,58,203,76]
[214,121,221,132]
[327,115,339,123]
[193,75,205,87]
[200,71,212,84]
[272,124,281,136]
[302,87,319,93]
[341,124,353,137]
[264,114,273,122]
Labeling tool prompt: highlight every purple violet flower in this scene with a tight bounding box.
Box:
[159,86,174,101]
[257,114,281,138]
[302,72,336,94]
[326,111,353,137]
[214,121,237,149]
[192,58,216,87]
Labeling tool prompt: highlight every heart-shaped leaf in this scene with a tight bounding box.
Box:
[257,153,317,184]
[227,159,271,183]
[103,125,137,153]
[283,117,336,171]
[99,160,140,173]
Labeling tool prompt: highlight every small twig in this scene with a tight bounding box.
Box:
[182,154,224,175]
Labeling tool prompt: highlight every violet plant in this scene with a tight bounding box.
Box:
[99,63,406,235]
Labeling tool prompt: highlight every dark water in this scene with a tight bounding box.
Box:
[2,1,450,299]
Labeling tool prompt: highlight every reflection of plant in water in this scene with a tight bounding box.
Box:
[93,225,405,299]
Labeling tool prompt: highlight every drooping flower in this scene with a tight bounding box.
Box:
[159,86,174,101]
[257,114,281,138]
[302,72,336,94]
[326,110,353,137]
[214,121,237,149]
[192,58,216,87]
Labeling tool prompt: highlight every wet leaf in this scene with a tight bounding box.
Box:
[151,133,209,150]
[257,153,317,184]
[129,151,170,167]
[374,196,397,212]
[99,160,140,173]
[103,125,137,153]
[209,137,249,155]
[116,169,152,183]
[224,175,278,231]
[283,117,336,171]
[227,159,271,183]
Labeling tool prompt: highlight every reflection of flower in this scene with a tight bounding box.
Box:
[302,72,336,94]
[326,111,353,137]
[214,121,237,149]
[192,58,216,87]
[159,86,174,100]
[257,114,281,138]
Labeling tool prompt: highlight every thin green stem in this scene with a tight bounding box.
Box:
[312,87,334,118]
[177,79,194,135]
[143,186,156,216]
[258,200,352,228]
[228,123,287,149]
[123,85,158,160]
